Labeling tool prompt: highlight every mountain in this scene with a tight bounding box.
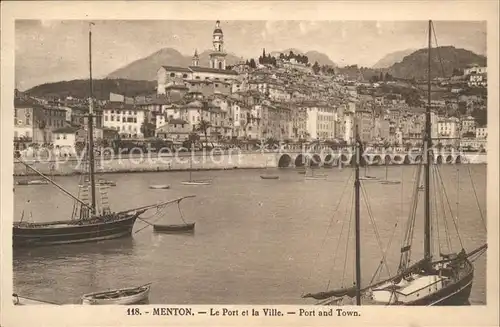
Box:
[372,49,416,69]
[106,48,242,81]
[26,79,157,100]
[270,48,337,66]
[387,46,486,80]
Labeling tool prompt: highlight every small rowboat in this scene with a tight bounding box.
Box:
[98,179,116,186]
[153,222,195,233]
[181,180,211,185]
[260,175,279,180]
[16,179,49,186]
[12,293,59,305]
[305,176,327,180]
[81,283,151,305]
[149,184,170,189]
[360,176,378,181]
[380,180,401,185]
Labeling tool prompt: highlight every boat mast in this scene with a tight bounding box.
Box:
[424,20,432,261]
[354,124,361,305]
[87,22,97,215]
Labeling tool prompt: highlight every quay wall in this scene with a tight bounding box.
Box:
[13,151,487,177]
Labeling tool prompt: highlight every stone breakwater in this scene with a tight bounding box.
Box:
[13,151,487,177]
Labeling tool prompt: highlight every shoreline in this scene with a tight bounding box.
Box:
[13,162,487,177]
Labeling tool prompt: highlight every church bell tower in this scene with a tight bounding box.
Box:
[209,20,227,70]
[192,49,199,67]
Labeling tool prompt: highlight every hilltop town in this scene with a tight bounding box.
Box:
[14,20,488,154]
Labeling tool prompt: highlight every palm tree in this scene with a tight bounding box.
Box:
[196,119,212,149]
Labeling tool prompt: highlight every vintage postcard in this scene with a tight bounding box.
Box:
[1,1,498,326]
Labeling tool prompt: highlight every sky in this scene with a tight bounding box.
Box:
[15,20,486,91]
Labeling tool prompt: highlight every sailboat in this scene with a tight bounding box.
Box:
[15,164,49,185]
[380,162,401,185]
[181,153,212,185]
[12,23,195,248]
[304,157,327,180]
[360,165,378,181]
[302,20,487,306]
[153,195,196,233]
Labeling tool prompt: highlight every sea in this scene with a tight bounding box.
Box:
[12,164,487,305]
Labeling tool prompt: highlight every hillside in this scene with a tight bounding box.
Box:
[387,46,486,80]
[26,79,157,100]
[106,48,242,81]
[372,49,416,69]
[270,48,336,66]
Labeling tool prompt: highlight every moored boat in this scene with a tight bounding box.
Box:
[16,179,49,185]
[12,293,59,305]
[81,283,151,305]
[149,184,171,189]
[260,175,279,180]
[153,222,195,233]
[13,23,195,249]
[181,180,212,185]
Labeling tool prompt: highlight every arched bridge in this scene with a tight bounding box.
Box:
[275,150,472,168]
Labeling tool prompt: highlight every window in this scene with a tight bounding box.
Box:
[183,74,188,78]
[63,134,67,140]
[170,73,175,77]
[111,116,114,121]
[196,76,200,80]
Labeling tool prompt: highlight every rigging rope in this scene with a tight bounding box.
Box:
[432,22,448,80]
[435,165,465,249]
[325,173,354,290]
[466,165,487,231]
[399,163,422,271]
[302,169,353,293]
[360,184,392,277]
[370,166,405,284]
[432,167,444,256]
[341,195,355,288]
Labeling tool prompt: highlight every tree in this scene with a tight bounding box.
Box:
[249,58,257,69]
[312,61,320,74]
[196,119,213,149]
[458,101,467,116]
[471,107,487,126]
[140,121,156,138]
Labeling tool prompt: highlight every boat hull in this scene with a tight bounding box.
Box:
[407,264,474,306]
[81,284,151,305]
[260,175,279,180]
[154,222,195,233]
[13,213,140,248]
[149,184,170,189]
[316,259,475,306]
[181,181,211,185]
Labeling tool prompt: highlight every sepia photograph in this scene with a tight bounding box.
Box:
[1,1,499,327]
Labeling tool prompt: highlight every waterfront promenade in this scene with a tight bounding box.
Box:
[13,148,487,176]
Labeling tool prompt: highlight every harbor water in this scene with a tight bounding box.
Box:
[13,165,487,305]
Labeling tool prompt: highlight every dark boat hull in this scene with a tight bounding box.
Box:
[13,213,140,248]
[407,261,474,306]
[260,175,279,179]
[153,223,195,233]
